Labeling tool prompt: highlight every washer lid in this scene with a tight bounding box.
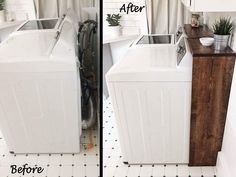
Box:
[137,35,172,44]
[0,31,57,59]
[17,19,58,31]
[106,46,192,82]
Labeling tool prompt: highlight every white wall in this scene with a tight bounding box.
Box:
[5,0,36,20]
[206,12,236,177]
[103,0,148,35]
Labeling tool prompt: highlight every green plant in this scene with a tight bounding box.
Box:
[106,14,122,26]
[0,0,5,11]
[212,17,235,35]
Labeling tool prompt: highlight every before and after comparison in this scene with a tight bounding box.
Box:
[0,0,236,177]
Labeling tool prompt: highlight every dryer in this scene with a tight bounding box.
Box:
[0,10,81,153]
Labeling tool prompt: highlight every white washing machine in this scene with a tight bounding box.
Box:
[0,10,81,153]
[106,30,193,164]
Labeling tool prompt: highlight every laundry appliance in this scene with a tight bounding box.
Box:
[0,10,81,153]
[106,28,193,164]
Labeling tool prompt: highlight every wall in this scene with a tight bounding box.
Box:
[103,0,148,97]
[103,0,148,35]
[206,12,236,177]
[5,0,36,20]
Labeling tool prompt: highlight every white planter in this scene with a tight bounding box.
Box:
[0,10,5,23]
[107,26,121,37]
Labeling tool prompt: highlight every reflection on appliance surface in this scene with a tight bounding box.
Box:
[18,19,58,31]
[137,35,172,44]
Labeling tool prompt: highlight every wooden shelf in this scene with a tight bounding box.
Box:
[185,24,236,166]
[184,24,213,38]
[184,24,236,57]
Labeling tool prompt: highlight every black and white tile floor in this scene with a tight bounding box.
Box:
[0,128,99,177]
[103,97,217,177]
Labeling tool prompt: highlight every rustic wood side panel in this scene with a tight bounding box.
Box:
[189,56,235,166]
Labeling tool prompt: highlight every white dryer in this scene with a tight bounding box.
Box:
[106,31,193,164]
[0,10,81,153]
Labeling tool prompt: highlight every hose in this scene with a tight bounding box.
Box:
[78,20,97,130]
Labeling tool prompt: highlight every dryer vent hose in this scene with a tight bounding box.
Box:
[81,88,97,130]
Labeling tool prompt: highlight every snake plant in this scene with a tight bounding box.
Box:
[212,17,235,35]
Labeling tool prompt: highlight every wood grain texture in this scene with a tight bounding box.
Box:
[187,38,236,57]
[185,23,236,166]
[184,24,213,38]
[189,56,235,166]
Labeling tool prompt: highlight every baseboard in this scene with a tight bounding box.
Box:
[216,152,231,177]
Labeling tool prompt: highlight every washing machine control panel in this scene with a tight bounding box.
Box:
[175,27,183,43]
[177,38,186,65]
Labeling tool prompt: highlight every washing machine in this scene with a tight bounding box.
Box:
[0,10,81,153]
[106,29,193,164]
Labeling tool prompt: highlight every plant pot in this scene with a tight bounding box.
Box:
[0,10,5,23]
[107,26,121,37]
[214,34,230,51]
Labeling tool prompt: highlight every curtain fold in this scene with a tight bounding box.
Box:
[33,0,94,20]
[146,0,191,34]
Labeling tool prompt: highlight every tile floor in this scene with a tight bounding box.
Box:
[0,128,99,177]
[103,97,217,177]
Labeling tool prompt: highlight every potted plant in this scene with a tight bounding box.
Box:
[106,14,122,37]
[0,0,5,23]
[212,17,235,50]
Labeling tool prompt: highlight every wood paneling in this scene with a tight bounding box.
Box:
[185,24,236,166]
[189,56,235,166]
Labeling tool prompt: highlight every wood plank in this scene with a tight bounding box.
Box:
[187,38,236,57]
[184,24,213,38]
[189,56,235,166]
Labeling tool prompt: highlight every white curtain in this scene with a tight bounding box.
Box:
[146,0,191,34]
[33,0,95,20]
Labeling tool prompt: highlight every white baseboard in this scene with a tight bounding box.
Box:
[217,152,231,177]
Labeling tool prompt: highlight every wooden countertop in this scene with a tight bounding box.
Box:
[187,38,236,57]
[184,24,236,57]
[184,24,213,38]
